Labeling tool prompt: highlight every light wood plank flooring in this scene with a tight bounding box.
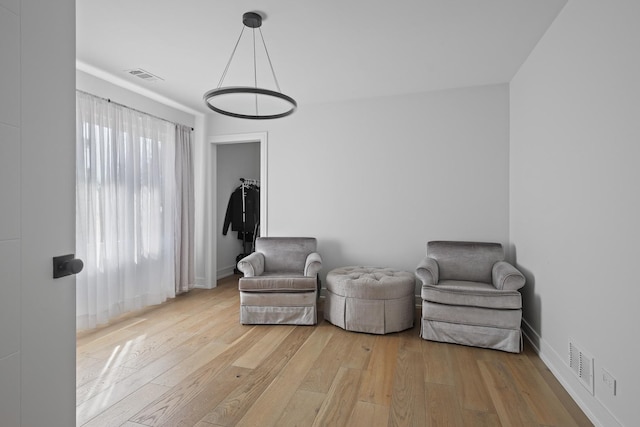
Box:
[77,275,593,426]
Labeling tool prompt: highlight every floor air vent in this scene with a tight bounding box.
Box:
[126,68,163,82]
[569,340,594,395]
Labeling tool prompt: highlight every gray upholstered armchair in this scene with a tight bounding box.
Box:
[237,237,322,325]
[416,241,526,353]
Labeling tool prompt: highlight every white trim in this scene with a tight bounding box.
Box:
[217,264,237,280]
[522,319,621,427]
[76,60,203,117]
[204,132,268,290]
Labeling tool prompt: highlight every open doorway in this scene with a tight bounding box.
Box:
[217,142,260,278]
[205,132,268,286]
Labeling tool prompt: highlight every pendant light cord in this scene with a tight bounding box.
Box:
[218,22,283,95]
[217,26,246,88]
[253,27,258,115]
[259,28,282,93]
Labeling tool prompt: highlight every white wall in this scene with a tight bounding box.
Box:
[203,84,511,291]
[510,1,640,426]
[216,142,260,277]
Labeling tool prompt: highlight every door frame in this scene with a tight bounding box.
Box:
[205,132,268,287]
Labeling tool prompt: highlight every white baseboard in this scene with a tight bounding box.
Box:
[217,265,236,280]
[521,319,621,427]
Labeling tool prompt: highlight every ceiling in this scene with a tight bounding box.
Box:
[76,0,567,115]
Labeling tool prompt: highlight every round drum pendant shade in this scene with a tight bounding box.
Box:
[203,12,297,119]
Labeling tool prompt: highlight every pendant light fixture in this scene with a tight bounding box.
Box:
[203,12,297,119]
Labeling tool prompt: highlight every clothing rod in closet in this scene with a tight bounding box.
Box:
[240,178,260,186]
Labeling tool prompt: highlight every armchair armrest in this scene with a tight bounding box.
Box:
[415,257,439,286]
[492,261,526,291]
[304,252,322,277]
[237,252,265,277]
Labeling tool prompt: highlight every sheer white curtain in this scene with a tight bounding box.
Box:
[76,91,192,330]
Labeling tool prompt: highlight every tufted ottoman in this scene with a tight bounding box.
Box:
[324,266,415,334]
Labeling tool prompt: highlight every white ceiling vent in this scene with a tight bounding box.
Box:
[569,340,594,395]
[125,68,163,82]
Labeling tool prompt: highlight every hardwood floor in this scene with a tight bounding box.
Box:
[76,275,593,427]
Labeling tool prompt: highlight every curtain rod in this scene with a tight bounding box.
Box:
[76,89,194,131]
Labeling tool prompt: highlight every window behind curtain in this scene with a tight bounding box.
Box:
[75,91,177,330]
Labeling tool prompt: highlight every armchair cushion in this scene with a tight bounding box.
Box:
[422,280,522,310]
[257,237,319,274]
[427,241,503,283]
[238,274,317,293]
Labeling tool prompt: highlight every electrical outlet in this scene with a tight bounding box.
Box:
[602,368,617,396]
